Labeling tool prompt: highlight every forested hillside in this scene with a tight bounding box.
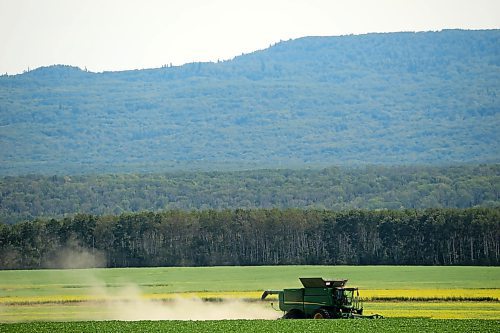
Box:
[1,208,498,269]
[1,165,498,224]
[1,29,499,175]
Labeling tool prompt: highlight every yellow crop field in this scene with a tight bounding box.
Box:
[3,289,497,305]
[367,302,500,320]
[2,289,499,321]
[360,289,500,301]
[0,266,499,322]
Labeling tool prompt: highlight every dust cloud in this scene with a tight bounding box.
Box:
[90,283,279,321]
[43,248,278,320]
[43,243,106,269]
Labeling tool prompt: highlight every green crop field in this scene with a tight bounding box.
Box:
[1,265,499,295]
[0,319,499,333]
[0,265,499,325]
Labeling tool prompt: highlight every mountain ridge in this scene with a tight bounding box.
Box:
[12,28,498,76]
[1,29,499,175]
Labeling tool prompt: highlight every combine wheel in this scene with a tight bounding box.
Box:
[312,308,333,319]
[283,309,305,319]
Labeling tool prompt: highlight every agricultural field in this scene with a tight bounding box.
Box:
[1,319,499,333]
[0,265,499,330]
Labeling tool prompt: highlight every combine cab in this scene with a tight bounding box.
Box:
[261,277,382,319]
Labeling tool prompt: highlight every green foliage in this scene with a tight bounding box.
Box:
[0,319,499,333]
[1,266,498,295]
[0,30,499,175]
[0,164,498,224]
[0,208,498,268]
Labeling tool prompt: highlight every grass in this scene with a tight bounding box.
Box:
[1,265,499,296]
[0,266,499,322]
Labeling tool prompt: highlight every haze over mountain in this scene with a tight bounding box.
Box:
[0,29,499,175]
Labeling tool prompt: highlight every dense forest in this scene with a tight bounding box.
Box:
[1,164,498,224]
[1,30,499,175]
[1,30,498,270]
[0,208,498,269]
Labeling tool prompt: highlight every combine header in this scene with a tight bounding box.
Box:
[261,277,383,319]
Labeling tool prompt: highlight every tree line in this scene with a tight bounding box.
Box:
[1,164,498,224]
[0,208,498,269]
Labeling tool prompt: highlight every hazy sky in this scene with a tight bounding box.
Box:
[0,0,499,74]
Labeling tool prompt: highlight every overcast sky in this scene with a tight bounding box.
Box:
[0,0,499,74]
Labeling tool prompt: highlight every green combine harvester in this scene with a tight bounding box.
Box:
[261,277,383,319]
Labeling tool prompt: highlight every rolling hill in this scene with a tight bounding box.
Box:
[0,29,499,175]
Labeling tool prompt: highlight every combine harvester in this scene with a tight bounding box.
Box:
[261,277,383,319]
